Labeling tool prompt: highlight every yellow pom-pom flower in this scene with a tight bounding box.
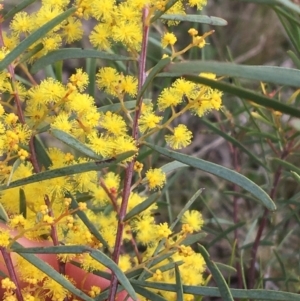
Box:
[145,168,166,190]
[165,124,193,149]
[181,210,204,232]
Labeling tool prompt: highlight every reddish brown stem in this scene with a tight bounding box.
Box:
[44,195,66,278]
[108,6,150,301]
[248,141,294,289]
[0,248,24,301]
[99,178,119,213]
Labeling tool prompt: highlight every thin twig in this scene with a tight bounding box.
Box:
[107,6,150,301]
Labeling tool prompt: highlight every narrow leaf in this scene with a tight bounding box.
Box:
[144,251,177,272]
[86,57,97,98]
[0,203,9,222]
[201,118,267,168]
[124,193,159,221]
[160,14,227,26]
[272,158,300,174]
[31,49,134,73]
[90,250,137,301]
[170,188,204,230]
[19,188,26,218]
[3,0,36,20]
[287,50,300,69]
[18,43,44,65]
[0,8,76,70]
[98,100,136,113]
[151,0,181,23]
[147,143,276,211]
[276,0,300,14]
[0,151,134,191]
[183,75,300,118]
[215,263,237,274]
[246,131,280,142]
[165,61,300,87]
[207,222,245,248]
[160,160,188,175]
[51,129,103,160]
[33,135,52,170]
[175,264,184,301]
[131,284,168,301]
[13,243,93,301]
[181,232,206,246]
[14,244,137,300]
[68,194,109,249]
[132,280,300,300]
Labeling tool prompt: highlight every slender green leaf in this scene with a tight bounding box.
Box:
[33,135,52,170]
[7,158,22,186]
[12,245,89,254]
[273,6,300,27]
[144,251,177,272]
[272,158,300,174]
[136,57,171,103]
[175,264,184,301]
[276,0,300,14]
[181,232,206,246]
[198,244,234,301]
[98,100,136,113]
[19,188,26,218]
[0,8,76,70]
[207,222,245,248]
[31,48,134,73]
[86,57,97,98]
[50,129,103,160]
[131,280,300,300]
[124,193,159,221]
[0,203,9,222]
[90,250,137,301]
[125,267,144,279]
[12,243,93,301]
[201,118,267,168]
[3,0,36,20]
[131,284,168,301]
[273,249,286,277]
[18,43,44,65]
[275,10,300,53]
[0,151,134,191]
[14,244,137,301]
[183,75,300,118]
[287,50,300,69]
[160,160,188,174]
[151,0,181,23]
[164,61,300,87]
[245,131,280,142]
[68,193,109,249]
[54,60,63,82]
[159,14,228,26]
[170,188,204,230]
[290,171,300,184]
[95,284,133,301]
[240,240,274,250]
[147,143,276,210]
[150,260,184,276]
[215,262,237,274]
